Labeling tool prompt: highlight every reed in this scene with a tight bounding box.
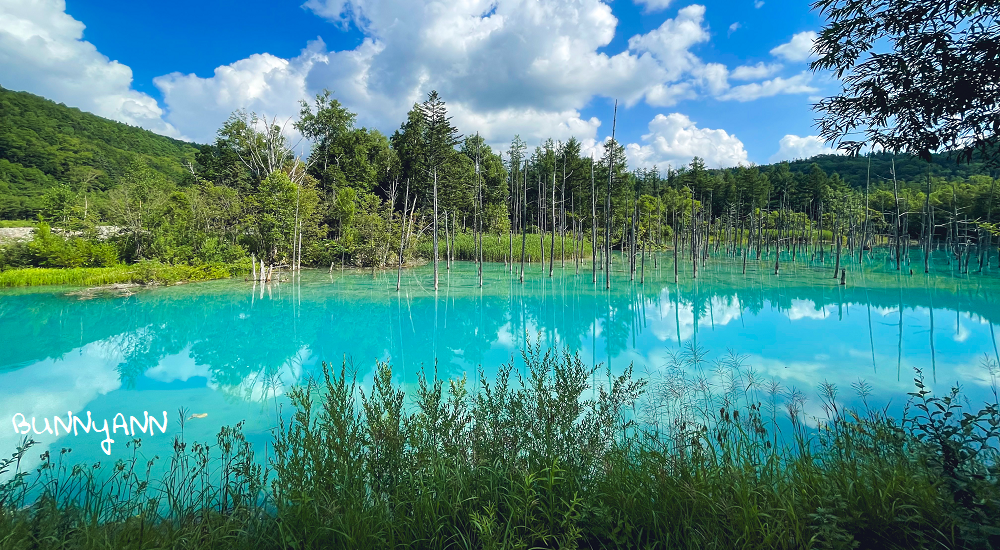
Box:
[0,220,35,228]
[1,341,997,549]
[0,262,248,288]
[416,231,592,264]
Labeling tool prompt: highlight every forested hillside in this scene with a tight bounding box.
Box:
[769,151,995,189]
[1,84,998,279]
[0,85,199,219]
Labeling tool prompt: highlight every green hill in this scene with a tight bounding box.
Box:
[0,85,201,219]
[757,151,994,189]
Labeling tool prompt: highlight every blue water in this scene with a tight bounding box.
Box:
[2,250,1000,479]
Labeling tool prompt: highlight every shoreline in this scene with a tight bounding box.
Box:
[0,263,245,289]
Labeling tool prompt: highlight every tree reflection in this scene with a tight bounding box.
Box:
[3,252,1000,401]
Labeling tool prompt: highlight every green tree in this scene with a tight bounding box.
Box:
[295,90,356,184]
[195,141,253,193]
[685,157,713,199]
[245,170,298,263]
[418,90,463,205]
[460,134,509,210]
[108,160,169,260]
[390,106,427,199]
[805,163,831,212]
[150,191,196,263]
[39,184,75,226]
[217,110,296,184]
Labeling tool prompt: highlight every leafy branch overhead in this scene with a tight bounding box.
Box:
[811,0,1000,163]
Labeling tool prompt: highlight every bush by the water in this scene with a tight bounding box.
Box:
[0,221,251,287]
[1,342,998,549]
[0,222,118,269]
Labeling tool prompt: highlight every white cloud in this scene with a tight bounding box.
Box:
[728,22,741,35]
[302,0,352,26]
[1,0,690,149]
[695,63,729,95]
[634,0,674,11]
[769,134,841,162]
[718,71,817,101]
[0,339,121,480]
[209,347,308,402]
[730,61,782,81]
[1,0,804,152]
[157,0,718,149]
[628,5,710,83]
[770,31,818,62]
[625,112,748,170]
[448,103,603,151]
[786,299,831,320]
[154,44,324,144]
[754,0,764,7]
[644,82,697,107]
[648,291,742,343]
[315,0,664,115]
[954,321,971,343]
[143,345,210,383]
[0,0,183,138]
[954,357,1000,388]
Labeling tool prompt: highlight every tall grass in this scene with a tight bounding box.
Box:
[0,220,35,228]
[416,232,593,263]
[2,341,998,549]
[0,262,248,288]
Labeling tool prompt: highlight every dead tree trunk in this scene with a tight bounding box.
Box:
[833,203,842,278]
[605,102,617,291]
[520,161,527,282]
[397,179,410,291]
[445,211,451,270]
[550,171,556,277]
[892,157,901,271]
[982,174,995,271]
[691,195,698,279]
[591,155,597,284]
[674,209,679,284]
[539,173,545,271]
[924,165,932,273]
[433,167,439,290]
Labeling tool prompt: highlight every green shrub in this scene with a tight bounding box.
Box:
[0,222,122,269]
[2,343,998,549]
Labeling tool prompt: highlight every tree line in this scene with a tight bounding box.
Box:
[2,86,998,279]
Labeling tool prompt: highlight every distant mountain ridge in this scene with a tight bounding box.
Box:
[724,150,994,190]
[775,152,993,188]
[0,85,201,219]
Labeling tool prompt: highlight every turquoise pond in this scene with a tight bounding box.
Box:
[3,249,1000,477]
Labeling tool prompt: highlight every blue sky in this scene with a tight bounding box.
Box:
[1,0,840,168]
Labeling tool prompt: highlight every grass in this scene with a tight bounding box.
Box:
[412,229,846,262]
[1,340,999,549]
[0,220,36,228]
[417,231,594,264]
[0,262,249,288]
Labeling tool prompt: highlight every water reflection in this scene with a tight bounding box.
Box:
[3,251,1000,473]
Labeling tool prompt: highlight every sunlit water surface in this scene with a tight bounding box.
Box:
[3,249,1000,479]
